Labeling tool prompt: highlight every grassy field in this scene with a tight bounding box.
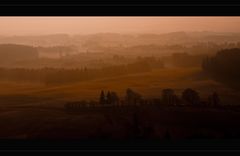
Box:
[0,67,238,139]
[0,68,231,96]
[0,67,238,106]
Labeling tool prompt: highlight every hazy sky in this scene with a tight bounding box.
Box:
[0,16,240,35]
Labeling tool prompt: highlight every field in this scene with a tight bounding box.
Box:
[0,67,239,139]
[0,67,239,106]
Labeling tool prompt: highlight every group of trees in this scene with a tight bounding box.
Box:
[99,90,120,105]
[125,88,143,105]
[168,52,207,67]
[161,88,220,107]
[65,88,220,110]
[202,48,240,81]
[98,88,220,107]
[99,88,144,106]
[161,89,179,106]
[0,59,159,85]
[64,100,99,109]
[182,88,201,105]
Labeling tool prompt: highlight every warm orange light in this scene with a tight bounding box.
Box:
[0,16,239,35]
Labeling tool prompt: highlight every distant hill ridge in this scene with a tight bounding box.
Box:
[0,44,38,63]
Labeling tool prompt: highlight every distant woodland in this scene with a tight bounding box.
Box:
[0,57,164,85]
[0,44,38,63]
[0,33,239,88]
[202,48,240,80]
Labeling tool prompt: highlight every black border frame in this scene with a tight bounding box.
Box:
[0,0,239,16]
[0,5,239,16]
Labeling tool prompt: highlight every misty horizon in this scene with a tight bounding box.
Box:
[0,16,240,141]
[0,17,240,35]
[0,31,240,37]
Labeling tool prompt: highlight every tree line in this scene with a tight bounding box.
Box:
[65,88,220,109]
[0,59,164,85]
[202,48,240,81]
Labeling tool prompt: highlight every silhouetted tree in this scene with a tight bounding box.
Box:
[125,88,142,105]
[162,89,178,106]
[106,91,112,105]
[182,88,200,105]
[99,90,106,105]
[208,92,220,107]
[110,91,119,105]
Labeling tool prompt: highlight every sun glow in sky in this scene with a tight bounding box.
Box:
[0,16,239,35]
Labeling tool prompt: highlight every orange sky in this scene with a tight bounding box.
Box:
[0,16,240,35]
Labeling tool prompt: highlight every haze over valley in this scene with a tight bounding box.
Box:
[0,17,240,140]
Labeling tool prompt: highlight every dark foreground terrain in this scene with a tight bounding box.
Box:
[0,104,240,140]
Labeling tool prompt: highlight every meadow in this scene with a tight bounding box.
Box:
[0,67,239,139]
[0,67,238,105]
